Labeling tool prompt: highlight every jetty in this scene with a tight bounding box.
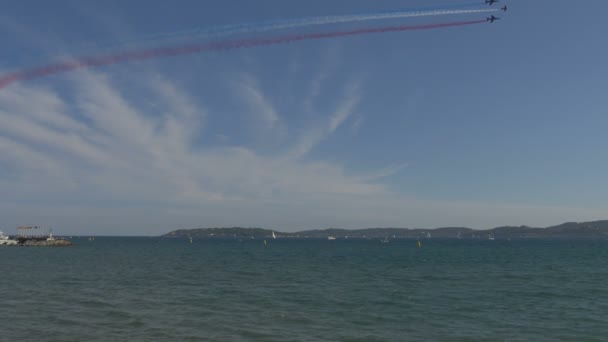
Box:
[0,226,73,247]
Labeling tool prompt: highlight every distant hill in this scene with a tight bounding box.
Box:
[163,227,277,238]
[162,220,608,239]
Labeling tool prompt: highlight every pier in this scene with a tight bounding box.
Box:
[0,226,73,246]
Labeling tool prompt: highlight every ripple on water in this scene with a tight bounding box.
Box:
[2,238,608,341]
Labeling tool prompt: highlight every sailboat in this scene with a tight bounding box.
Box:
[272,231,276,239]
[488,233,495,241]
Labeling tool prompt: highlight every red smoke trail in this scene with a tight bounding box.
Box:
[0,20,485,90]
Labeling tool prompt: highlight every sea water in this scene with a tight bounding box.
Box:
[1,238,608,341]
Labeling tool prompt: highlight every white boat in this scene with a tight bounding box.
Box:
[0,231,18,246]
[380,237,390,244]
[488,234,495,241]
[327,236,336,241]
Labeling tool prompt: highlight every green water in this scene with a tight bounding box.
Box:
[1,238,608,341]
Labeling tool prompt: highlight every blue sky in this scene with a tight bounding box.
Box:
[1,0,607,235]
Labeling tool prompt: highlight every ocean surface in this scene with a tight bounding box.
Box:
[2,238,608,341]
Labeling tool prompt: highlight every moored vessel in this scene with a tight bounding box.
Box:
[0,231,18,246]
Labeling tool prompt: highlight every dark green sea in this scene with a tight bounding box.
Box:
[2,238,608,341]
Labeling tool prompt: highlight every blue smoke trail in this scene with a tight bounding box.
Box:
[88,3,487,50]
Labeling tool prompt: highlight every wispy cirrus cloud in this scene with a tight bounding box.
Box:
[0,69,397,233]
[1,70,606,235]
[355,162,409,182]
[234,73,282,129]
[288,79,361,159]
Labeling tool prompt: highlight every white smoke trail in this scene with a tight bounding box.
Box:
[283,8,499,28]
[92,8,499,50]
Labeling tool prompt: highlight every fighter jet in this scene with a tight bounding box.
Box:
[486,15,500,23]
[501,5,508,11]
[485,0,499,5]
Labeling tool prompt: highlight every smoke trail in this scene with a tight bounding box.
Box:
[94,6,496,50]
[0,20,486,90]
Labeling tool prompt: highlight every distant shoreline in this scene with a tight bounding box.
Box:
[161,220,608,239]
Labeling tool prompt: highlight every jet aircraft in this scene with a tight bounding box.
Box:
[501,5,508,11]
[485,0,499,5]
[486,15,500,23]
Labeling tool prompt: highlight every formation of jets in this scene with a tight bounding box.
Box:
[484,1,508,24]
